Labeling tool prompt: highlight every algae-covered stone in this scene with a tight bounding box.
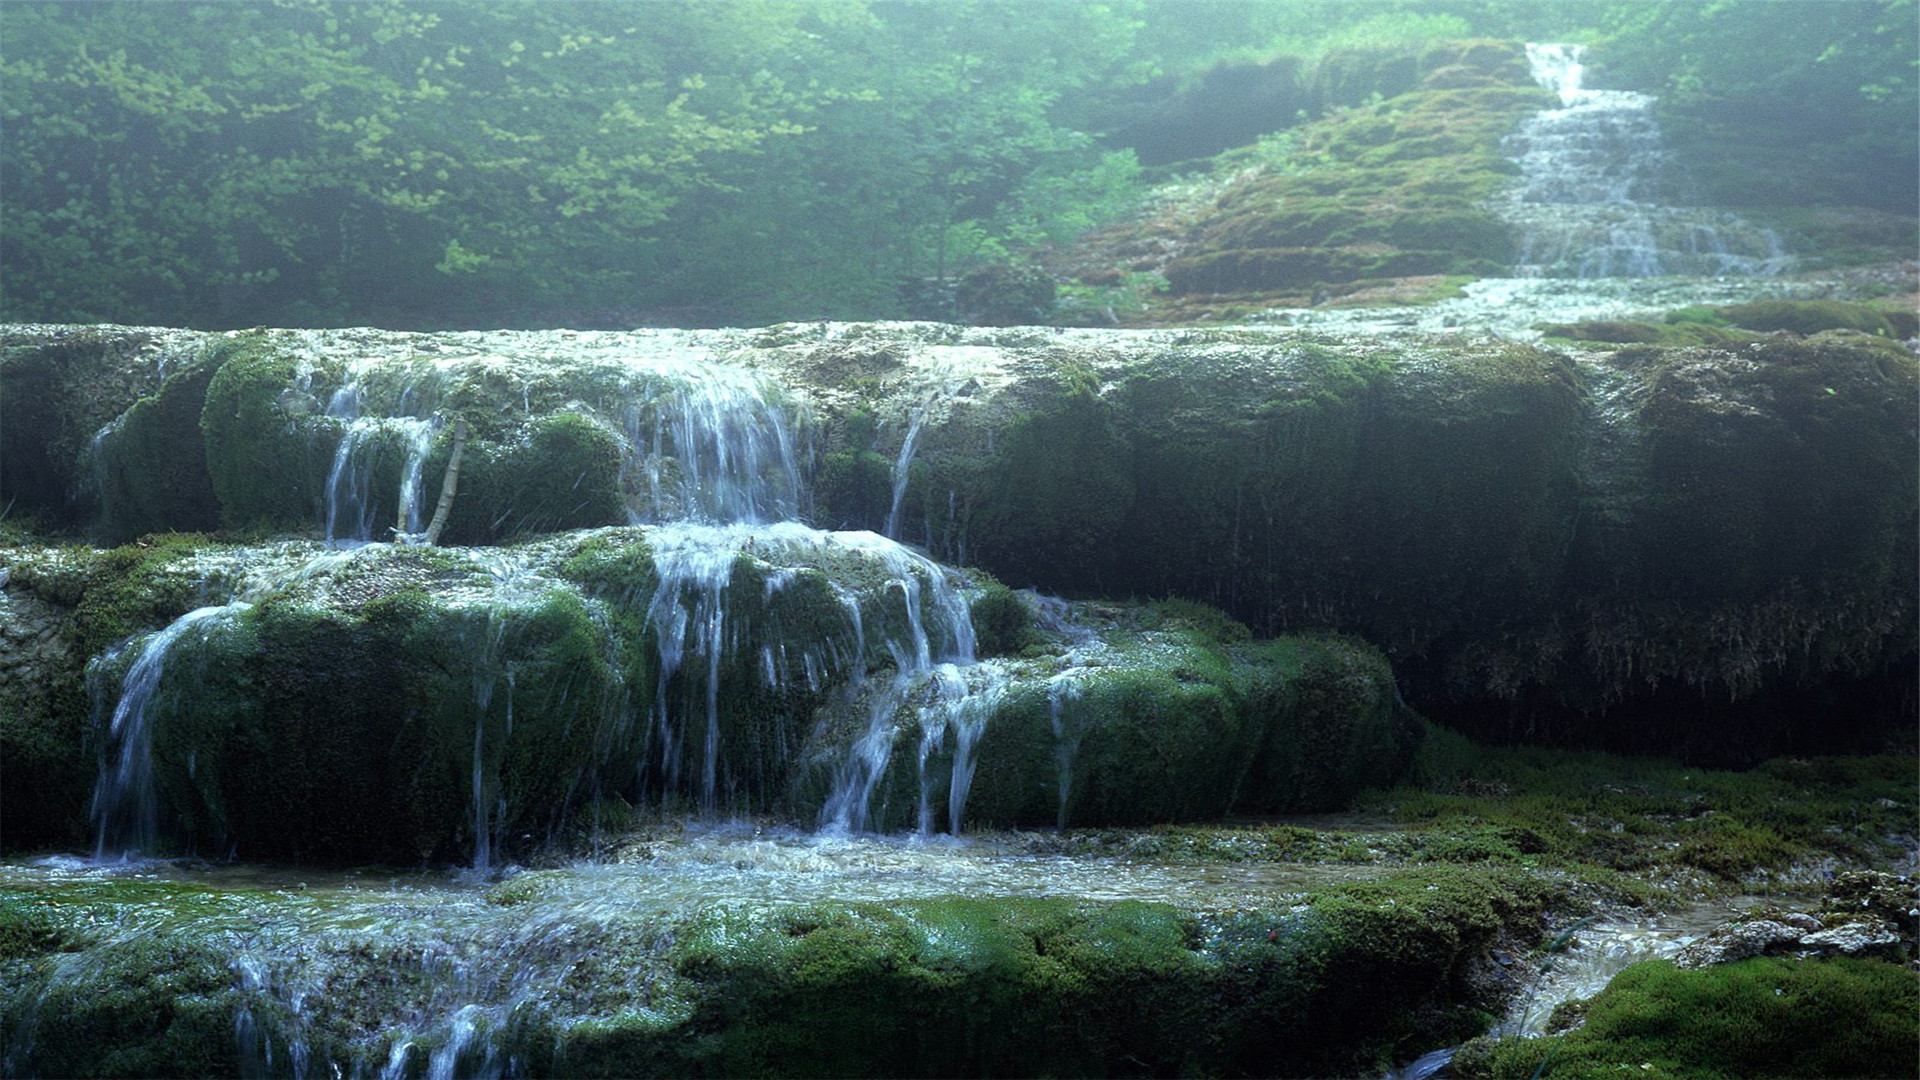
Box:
[0,578,88,850]
[801,597,1417,834]
[0,864,1560,1079]
[1713,298,1897,337]
[434,411,627,543]
[0,327,193,528]
[199,333,346,533]
[1452,956,1918,1080]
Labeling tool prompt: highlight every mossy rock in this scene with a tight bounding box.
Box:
[821,627,1413,833]
[0,919,246,1078]
[1346,340,1585,646]
[1712,299,1897,337]
[83,545,642,863]
[961,365,1134,590]
[434,411,627,544]
[1452,956,1918,1080]
[1537,320,1764,348]
[651,867,1557,1078]
[91,356,226,544]
[199,334,344,533]
[0,326,193,530]
[1631,337,1918,602]
[0,583,89,852]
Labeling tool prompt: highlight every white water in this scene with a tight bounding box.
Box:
[1497,43,1791,278]
[90,603,250,860]
[617,354,807,525]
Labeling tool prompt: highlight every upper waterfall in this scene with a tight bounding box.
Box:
[1495,43,1791,278]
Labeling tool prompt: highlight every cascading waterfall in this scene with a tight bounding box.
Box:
[80,340,1017,874]
[815,529,986,835]
[90,603,250,860]
[883,404,928,539]
[618,356,807,525]
[322,374,440,545]
[1496,43,1790,277]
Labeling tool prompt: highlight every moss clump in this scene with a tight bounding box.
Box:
[0,917,245,1078]
[1536,320,1763,348]
[948,631,1410,831]
[435,411,626,543]
[814,448,893,531]
[199,334,343,533]
[1713,299,1897,337]
[91,357,225,544]
[968,577,1039,657]
[1239,634,1415,812]
[651,868,1557,1078]
[66,533,225,660]
[1453,957,1918,1080]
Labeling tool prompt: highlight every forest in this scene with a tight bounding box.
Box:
[3,0,1914,328]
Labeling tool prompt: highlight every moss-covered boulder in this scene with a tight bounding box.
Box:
[0,864,1563,1079]
[795,593,1416,834]
[1712,298,1897,337]
[1452,956,1918,1080]
[198,333,348,534]
[0,326,212,534]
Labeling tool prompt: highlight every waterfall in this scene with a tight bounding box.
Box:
[322,374,440,545]
[618,356,806,525]
[883,404,927,540]
[90,602,251,860]
[1496,43,1791,278]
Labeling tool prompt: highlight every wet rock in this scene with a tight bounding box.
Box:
[1672,919,1803,968]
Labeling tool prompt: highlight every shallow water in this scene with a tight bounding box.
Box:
[6,824,1384,912]
[1497,892,1817,1037]
[1269,274,1831,340]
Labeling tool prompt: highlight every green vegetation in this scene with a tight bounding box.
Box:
[1453,957,1919,1079]
[198,334,341,533]
[3,2,1911,329]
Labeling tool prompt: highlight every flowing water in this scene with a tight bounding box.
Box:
[0,838,1384,1079]
[1495,43,1791,278]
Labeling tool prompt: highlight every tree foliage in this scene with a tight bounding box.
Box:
[1,0,1912,329]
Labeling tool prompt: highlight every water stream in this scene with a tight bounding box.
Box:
[1495,43,1791,278]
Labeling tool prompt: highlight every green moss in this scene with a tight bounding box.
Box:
[436,411,626,543]
[942,631,1409,831]
[199,333,343,533]
[0,920,245,1078]
[1713,299,1897,337]
[814,447,893,531]
[968,577,1039,657]
[1369,732,1916,887]
[652,870,1557,1078]
[91,357,224,543]
[1240,634,1415,812]
[68,533,224,660]
[1455,957,1918,1080]
[1537,320,1764,348]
